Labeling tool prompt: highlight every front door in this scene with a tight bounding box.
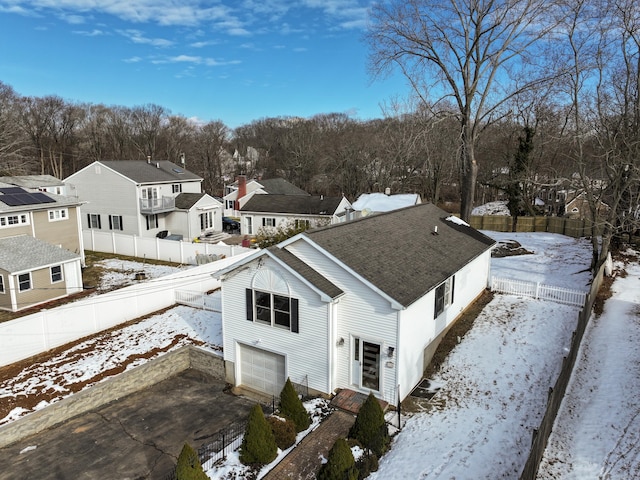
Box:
[352,337,381,391]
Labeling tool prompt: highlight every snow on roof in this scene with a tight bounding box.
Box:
[471,200,510,216]
[445,215,469,226]
[351,192,420,212]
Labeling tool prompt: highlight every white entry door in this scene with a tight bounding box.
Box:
[352,337,381,392]
[239,344,286,396]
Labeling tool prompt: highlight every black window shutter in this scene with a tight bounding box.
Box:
[451,276,455,304]
[109,215,113,230]
[119,216,123,230]
[97,215,101,229]
[291,298,299,333]
[245,288,253,321]
[146,215,150,230]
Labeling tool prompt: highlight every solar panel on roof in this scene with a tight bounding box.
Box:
[0,190,55,206]
[0,187,27,195]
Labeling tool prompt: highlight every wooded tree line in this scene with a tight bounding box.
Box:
[0,0,637,270]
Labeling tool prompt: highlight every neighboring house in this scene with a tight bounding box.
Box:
[564,191,610,221]
[0,175,67,196]
[65,160,222,239]
[352,192,422,216]
[223,176,309,217]
[0,184,84,312]
[215,203,495,404]
[239,194,352,236]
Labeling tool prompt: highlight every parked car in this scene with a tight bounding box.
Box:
[223,216,240,232]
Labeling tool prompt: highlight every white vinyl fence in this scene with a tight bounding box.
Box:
[491,276,587,307]
[83,230,252,265]
[0,251,254,368]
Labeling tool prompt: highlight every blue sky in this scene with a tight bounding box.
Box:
[0,0,409,129]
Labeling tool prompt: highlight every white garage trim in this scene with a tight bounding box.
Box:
[238,343,286,396]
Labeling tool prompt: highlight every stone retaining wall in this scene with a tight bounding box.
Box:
[0,345,224,448]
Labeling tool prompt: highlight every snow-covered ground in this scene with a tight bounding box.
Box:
[472,200,510,216]
[2,233,637,479]
[537,248,640,479]
[370,232,594,479]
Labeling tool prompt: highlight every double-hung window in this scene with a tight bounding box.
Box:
[51,265,63,283]
[172,184,182,193]
[109,215,123,231]
[87,213,102,229]
[246,289,299,333]
[262,217,276,227]
[18,273,31,292]
[434,276,455,319]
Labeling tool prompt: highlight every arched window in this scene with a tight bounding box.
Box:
[245,267,299,333]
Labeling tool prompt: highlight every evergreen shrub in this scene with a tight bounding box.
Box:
[317,438,358,480]
[348,393,390,457]
[175,443,208,480]
[239,404,278,466]
[279,378,311,433]
[267,415,297,450]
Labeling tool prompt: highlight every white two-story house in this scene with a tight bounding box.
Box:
[65,160,222,240]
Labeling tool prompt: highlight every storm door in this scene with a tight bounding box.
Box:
[352,337,381,391]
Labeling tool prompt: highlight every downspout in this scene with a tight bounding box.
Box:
[395,308,402,407]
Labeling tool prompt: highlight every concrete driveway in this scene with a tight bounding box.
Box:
[0,369,256,480]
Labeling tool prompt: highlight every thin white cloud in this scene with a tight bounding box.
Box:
[117,29,174,47]
[123,56,142,63]
[151,55,241,67]
[73,29,106,36]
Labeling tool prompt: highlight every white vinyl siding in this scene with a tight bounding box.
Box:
[286,239,398,403]
[222,256,330,396]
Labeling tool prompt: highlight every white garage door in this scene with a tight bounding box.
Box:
[239,344,286,396]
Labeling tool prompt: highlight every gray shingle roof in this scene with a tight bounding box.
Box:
[100,160,202,184]
[268,247,343,299]
[0,236,80,273]
[174,192,205,210]
[302,203,495,307]
[0,175,64,188]
[257,178,309,195]
[242,195,344,215]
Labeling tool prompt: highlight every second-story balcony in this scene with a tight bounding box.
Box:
[140,196,175,214]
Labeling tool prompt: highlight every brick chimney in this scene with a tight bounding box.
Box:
[235,175,247,211]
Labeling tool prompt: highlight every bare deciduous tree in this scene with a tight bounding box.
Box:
[367,0,558,221]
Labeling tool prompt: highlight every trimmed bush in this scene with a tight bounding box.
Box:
[175,443,208,480]
[267,415,297,450]
[355,451,379,479]
[348,393,390,457]
[317,438,358,480]
[239,404,278,466]
[279,378,310,433]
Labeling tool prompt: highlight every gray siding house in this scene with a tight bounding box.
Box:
[65,160,222,240]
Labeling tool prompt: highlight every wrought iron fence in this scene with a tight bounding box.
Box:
[163,397,275,480]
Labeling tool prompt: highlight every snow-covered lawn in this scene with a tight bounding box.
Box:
[2,232,637,479]
[537,248,640,479]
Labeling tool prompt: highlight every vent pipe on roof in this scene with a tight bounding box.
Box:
[432,225,439,235]
[147,156,151,164]
[385,187,391,195]
[156,162,160,168]
[180,153,185,166]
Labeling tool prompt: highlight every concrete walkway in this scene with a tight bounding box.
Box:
[263,410,355,480]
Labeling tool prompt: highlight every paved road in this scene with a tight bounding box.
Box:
[0,369,255,480]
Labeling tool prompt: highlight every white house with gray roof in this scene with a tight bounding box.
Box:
[215,203,495,404]
[0,182,84,312]
[65,160,222,240]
